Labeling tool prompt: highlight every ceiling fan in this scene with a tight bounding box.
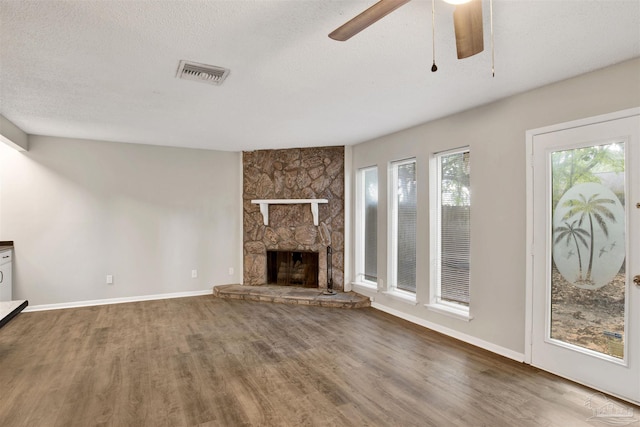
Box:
[329,0,487,63]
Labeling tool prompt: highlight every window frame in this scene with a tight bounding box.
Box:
[427,147,472,320]
[355,165,378,289]
[387,157,418,300]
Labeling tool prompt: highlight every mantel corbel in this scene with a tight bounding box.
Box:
[251,199,329,226]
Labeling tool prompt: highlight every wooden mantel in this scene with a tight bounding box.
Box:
[251,199,328,226]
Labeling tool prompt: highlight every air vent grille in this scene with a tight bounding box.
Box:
[176,60,230,86]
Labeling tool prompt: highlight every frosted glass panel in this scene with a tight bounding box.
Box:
[550,142,626,359]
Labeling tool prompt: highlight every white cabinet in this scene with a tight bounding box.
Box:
[0,249,12,301]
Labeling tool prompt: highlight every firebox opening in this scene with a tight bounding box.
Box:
[267,250,319,288]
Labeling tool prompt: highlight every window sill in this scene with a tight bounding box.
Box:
[425,303,473,322]
[352,281,378,291]
[382,290,418,305]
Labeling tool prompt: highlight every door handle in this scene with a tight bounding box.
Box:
[634,275,640,286]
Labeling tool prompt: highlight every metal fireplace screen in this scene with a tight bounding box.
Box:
[267,250,319,288]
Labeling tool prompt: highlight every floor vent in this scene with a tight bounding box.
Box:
[176,60,230,86]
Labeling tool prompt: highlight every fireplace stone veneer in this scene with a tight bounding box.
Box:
[243,147,344,290]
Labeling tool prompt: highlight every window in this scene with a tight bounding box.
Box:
[430,148,471,318]
[390,159,417,294]
[356,166,378,285]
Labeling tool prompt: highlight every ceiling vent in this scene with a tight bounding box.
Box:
[176,60,230,86]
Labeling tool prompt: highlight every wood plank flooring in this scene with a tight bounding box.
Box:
[0,295,637,426]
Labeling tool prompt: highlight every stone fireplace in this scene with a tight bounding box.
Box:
[243,147,344,291]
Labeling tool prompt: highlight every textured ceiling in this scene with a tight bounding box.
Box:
[1,0,639,151]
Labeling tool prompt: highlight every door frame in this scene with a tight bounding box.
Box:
[525,107,640,368]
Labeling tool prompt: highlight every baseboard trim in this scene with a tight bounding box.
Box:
[371,302,525,363]
[23,289,213,312]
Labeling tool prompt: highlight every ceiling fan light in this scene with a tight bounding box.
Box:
[443,0,472,4]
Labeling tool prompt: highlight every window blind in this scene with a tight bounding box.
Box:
[363,167,378,282]
[439,151,470,305]
[395,160,417,293]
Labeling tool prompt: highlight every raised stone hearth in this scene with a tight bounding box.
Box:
[214,285,370,308]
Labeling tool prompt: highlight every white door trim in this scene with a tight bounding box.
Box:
[524,107,640,365]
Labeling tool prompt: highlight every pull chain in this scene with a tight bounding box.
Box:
[490,0,495,77]
[431,0,438,72]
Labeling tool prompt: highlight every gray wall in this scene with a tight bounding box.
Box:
[349,58,640,356]
[0,136,242,305]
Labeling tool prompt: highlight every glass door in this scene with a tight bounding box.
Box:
[529,110,639,404]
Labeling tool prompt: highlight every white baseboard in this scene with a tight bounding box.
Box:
[371,301,526,363]
[23,289,213,312]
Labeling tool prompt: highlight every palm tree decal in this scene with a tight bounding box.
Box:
[553,220,589,281]
[561,193,617,284]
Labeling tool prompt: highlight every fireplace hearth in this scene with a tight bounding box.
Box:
[267,250,319,288]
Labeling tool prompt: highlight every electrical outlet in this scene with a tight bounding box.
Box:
[228,267,234,276]
[191,269,198,279]
[106,275,113,284]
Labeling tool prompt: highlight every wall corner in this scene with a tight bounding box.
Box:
[0,115,29,151]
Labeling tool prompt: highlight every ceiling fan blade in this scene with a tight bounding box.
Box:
[329,0,412,41]
[453,0,484,59]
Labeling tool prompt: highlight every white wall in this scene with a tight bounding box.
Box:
[0,115,29,151]
[0,136,242,305]
[350,58,640,357]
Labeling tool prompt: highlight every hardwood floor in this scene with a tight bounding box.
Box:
[0,295,636,426]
